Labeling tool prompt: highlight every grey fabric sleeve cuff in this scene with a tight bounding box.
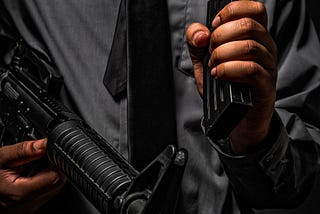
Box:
[204,110,290,181]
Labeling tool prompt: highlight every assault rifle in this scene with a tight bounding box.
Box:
[0,40,187,214]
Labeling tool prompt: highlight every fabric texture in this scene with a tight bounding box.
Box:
[126,0,177,170]
[0,0,319,213]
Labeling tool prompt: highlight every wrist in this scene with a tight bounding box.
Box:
[230,110,280,155]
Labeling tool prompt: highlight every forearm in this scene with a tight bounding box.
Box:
[216,0,320,208]
[211,110,319,208]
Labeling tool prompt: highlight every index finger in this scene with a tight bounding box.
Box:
[213,1,268,29]
[0,139,47,168]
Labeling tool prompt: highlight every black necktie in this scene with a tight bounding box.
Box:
[127,0,176,170]
[103,0,127,99]
[104,0,176,171]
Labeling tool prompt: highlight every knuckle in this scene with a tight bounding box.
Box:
[211,50,219,65]
[217,64,226,79]
[246,62,260,79]
[15,143,26,161]
[254,2,268,26]
[239,17,256,34]
[226,2,237,17]
[245,40,259,56]
[186,22,198,35]
[254,1,267,16]
[212,30,222,45]
[16,140,35,160]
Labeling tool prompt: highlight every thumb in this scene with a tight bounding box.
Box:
[0,139,47,168]
[186,22,210,61]
[186,22,210,95]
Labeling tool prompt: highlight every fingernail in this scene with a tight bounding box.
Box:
[212,16,221,29]
[33,139,47,151]
[192,31,208,47]
[211,67,217,76]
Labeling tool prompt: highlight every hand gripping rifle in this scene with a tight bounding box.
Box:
[203,0,253,141]
[0,40,187,214]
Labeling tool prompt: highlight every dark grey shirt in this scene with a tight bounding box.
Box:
[0,0,320,214]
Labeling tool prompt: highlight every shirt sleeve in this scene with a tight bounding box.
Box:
[208,0,320,209]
